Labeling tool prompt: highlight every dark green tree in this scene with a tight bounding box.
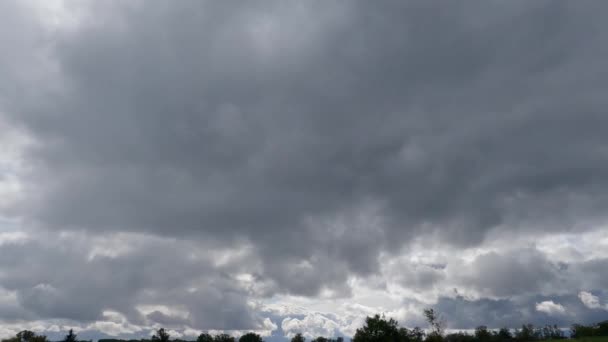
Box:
[598,321,608,336]
[239,333,263,342]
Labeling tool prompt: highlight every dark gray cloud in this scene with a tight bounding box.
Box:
[1,0,608,337]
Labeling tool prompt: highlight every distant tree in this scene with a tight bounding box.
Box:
[444,332,475,342]
[2,331,47,342]
[571,324,594,338]
[198,333,214,342]
[598,321,608,336]
[239,333,263,342]
[17,331,36,342]
[63,330,78,342]
[474,326,491,342]
[496,328,512,341]
[291,334,305,342]
[515,324,538,342]
[152,328,170,342]
[311,338,328,342]
[353,314,407,342]
[214,334,235,342]
[540,325,564,340]
[336,338,344,342]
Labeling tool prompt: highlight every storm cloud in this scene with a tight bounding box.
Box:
[1,0,608,339]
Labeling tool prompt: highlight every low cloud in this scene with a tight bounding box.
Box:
[535,301,566,316]
[578,291,607,311]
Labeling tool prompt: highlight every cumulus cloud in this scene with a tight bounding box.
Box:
[578,291,607,310]
[535,301,566,316]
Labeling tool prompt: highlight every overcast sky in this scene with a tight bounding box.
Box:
[1,0,608,340]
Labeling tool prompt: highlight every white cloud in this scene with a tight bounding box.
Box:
[578,291,607,310]
[535,301,566,315]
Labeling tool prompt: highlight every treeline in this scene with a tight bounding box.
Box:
[2,310,608,342]
[571,321,608,338]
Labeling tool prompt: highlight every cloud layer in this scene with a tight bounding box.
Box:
[1,0,608,339]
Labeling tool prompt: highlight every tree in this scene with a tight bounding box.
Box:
[198,333,214,342]
[17,331,36,342]
[2,332,47,342]
[423,309,444,339]
[571,324,594,338]
[496,328,512,341]
[29,337,47,342]
[353,314,407,342]
[515,324,538,342]
[311,338,328,342]
[63,330,78,342]
[474,326,491,342]
[214,334,235,342]
[291,334,305,342]
[409,327,425,342]
[152,328,170,342]
[239,333,263,342]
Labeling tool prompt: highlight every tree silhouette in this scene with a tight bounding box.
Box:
[63,330,78,342]
[353,314,409,342]
[239,333,263,342]
[214,334,235,342]
[17,331,36,342]
[423,308,444,338]
[197,333,214,342]
[291,333,305,342]
[474,327,491,342]
[152,328,170,342]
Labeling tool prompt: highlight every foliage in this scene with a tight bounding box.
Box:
[445,332,476,342]
[198,334,214,342]
[1,331,48,342]
[214,334,235,342]
[424,309,445,340]
[291,334,306,342]
[152,329,171,342]
[63,330,78,342]
[239,333,263,342]
[573,322,608,338]
[353,314,411,342]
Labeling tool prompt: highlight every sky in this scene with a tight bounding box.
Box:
[1,0,608,340]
